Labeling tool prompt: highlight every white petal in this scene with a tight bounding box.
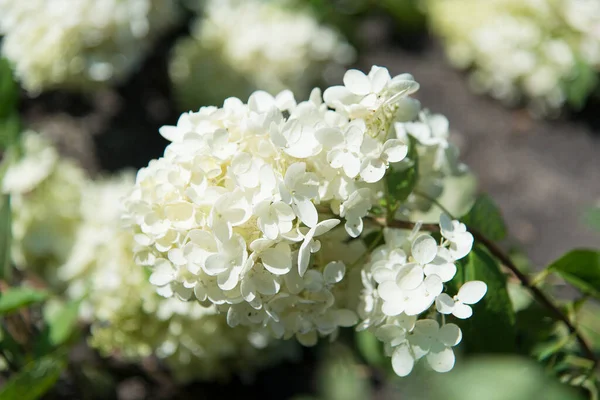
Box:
[261,244,292,275]
[335,309,358,327]
[435,293,455,314]
[368,66,391,93]
[293,197,318,228]
[426,347,455,373]
[391,345,415,377]
[378,281,402,302]
[439,213,454,235]
[375,325,406,344]
[438,323,462,347]
[297,331,318,347]
[344,69,372,96]
[396,264,424,291]
[204,254,229,276]
[323,261,346,284]
[158,125,181,142]
[149,260,174,286]
[218,268,240,290]
[457,281,487,304]
[424,261,457,283]
[360,158,386,183]
[345,217,363,238]
[452,302,473,319]
[323,85,353,105]
[382,139,408,163]
[313,219,341,236]
[382,300,405,316]
[411,235,438,265]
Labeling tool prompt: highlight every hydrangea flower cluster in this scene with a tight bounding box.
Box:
[2,133,293,381]
[125,66,421,345]
[2,132,85,284]
[64,174,294,382]
[124,65,487,378]
[357,215,486,376]
[169,0,355,110]
[428,0,600,115]
[0,0,179,92]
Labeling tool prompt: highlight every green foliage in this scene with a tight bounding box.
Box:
[0,352,67,400]
[355,329,386,368]
[45,300,80,347]
[461,194,507,241]
[385,136,418,205]
[428,356,583,400]
[547,249,600,300]
[0,287,49,315]
[566,60,598,111]
[583,207,600,233]
[0,195,12,282]
[316,344,370,400]
[0,58,19,119]
[454,246,516,352]
[0,58,20,151]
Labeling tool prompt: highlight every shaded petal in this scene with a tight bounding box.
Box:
[457,281,487,304]
[426,347,455,373]
[391,345,415,377]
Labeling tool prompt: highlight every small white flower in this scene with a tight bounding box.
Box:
[440,214,474,260]
[436,280,488,319]
[408,320,462,373]
[279,162,320,228]
[339,188,372,237]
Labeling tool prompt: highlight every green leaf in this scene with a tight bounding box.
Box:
[355,329,387,368]
[0,287,49,315]
[453,246,516,352]
[0,111,21,151]
[566,59,598,111]
[583,207,600,233]
[317,344,370,400]
[428,356,583,400]
[547,249,600,299]
[0,352,66,400]
[461,194,507,241]
[386,136,418,204]
[0,58,19,119]
[0,195,12,282]
[46,300,80,347]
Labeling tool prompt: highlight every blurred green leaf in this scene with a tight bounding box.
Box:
[548,249,600,299]
[355,329,386,368]
[462,194,507,241]
[566,60,598,111]
[428,356,583,400]
[386,137,418,204]
[0,111,21,151]
[583,207,600,233]
[317,344,370,400]
[0,195,12,282]
[0,58,19,119]
[0,287,49,315]
[454,246,516,352]
[514,303,556,355]
[0,352,66,400]
[45,300,80,347]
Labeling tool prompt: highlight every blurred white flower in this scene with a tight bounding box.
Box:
[0,0,179,92]
[428,0,600,115]
[169,0,355,109]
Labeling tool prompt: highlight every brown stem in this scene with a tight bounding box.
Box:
[372,217,598,370]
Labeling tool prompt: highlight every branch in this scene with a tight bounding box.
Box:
[372,217,598,369]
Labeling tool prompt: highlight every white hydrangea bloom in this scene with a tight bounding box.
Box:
[1,132,85,283]
[169,0,355,109]
[58,173,295,382]
[428,0,600,115]
[124,66,420,346]
[394,110,470,216]
[357,215,486,376]
[0,0,179,92]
